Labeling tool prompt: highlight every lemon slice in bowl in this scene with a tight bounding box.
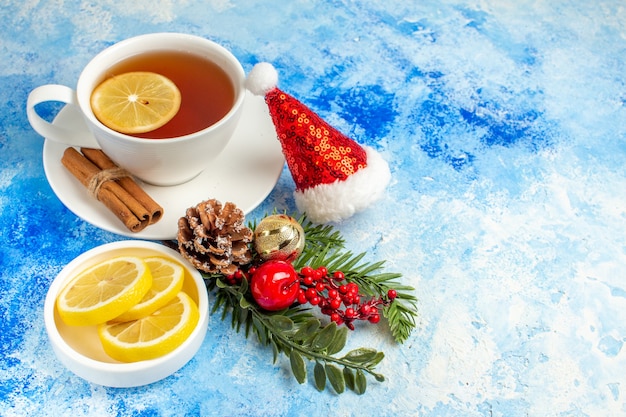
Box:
[56,256,152,326]
[98,291,199,362]
[90,71,181,134]
[112,256,185,322]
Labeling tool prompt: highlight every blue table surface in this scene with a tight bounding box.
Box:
[2,1,626,416]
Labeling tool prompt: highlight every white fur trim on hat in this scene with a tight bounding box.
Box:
[245,62,278,96]
[294,146,391,223]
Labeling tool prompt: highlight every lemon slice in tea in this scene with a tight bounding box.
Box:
[90,71,181,134]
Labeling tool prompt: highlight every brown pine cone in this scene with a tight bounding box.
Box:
[177,199,253,275]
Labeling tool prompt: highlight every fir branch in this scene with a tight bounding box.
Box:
[298,214,345,251]
[293,244,418,344]
[190,212,418,392]
[207,276,385,394]
[342,261,418,345]
[251,214,418,343]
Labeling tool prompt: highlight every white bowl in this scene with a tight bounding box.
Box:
[44,240,209,387]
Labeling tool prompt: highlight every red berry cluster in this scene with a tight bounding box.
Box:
[296,265,397,330]
[223,269,245,286]
[224,261,398,328]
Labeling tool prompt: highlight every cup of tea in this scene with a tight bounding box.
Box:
[27,33,246,186]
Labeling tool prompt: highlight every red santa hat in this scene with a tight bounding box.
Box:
[246,62,391,224]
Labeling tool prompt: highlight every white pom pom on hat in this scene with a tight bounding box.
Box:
[245,62,278,96]
[245,62,391,224]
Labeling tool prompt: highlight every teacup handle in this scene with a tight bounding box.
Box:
[27,84,99,148]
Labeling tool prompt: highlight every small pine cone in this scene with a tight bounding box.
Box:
[177,199,253,275]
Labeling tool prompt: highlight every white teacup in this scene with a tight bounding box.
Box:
[27,33,245,186]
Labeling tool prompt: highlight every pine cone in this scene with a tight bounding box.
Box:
[177,199,253,275]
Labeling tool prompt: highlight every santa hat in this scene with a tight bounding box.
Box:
[246,62,391,224]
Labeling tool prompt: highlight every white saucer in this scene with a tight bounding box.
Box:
[43,92,285,240]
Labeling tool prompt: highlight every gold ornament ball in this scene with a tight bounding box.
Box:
[253,214,305,262]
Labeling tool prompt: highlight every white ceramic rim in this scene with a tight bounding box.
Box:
[44,240,209,381]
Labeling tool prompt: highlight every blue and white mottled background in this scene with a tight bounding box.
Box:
[2,1,626,416]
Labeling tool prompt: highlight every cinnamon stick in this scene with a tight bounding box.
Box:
[61,147,152,232]
[81,148,163,224]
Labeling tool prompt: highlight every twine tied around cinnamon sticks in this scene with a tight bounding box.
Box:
[87,167,131,198]
[61,147,163,232]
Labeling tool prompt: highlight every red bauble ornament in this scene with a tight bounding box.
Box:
[250,261,299,311]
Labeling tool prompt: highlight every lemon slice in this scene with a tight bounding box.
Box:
[98,291,199,362]
[112,256,185,322]
[90,71,181,134]
[56,256,152,326]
